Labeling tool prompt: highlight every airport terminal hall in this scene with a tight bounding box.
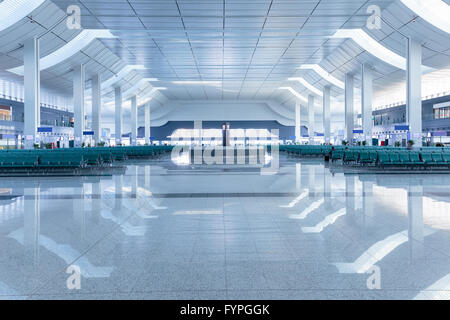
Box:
[1,0,450,302]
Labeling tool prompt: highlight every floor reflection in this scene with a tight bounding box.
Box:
[0,155,448,300]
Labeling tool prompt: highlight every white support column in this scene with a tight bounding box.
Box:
[91,74,101,145]
[407,37,423,148]
[145,102,151,145]
[114,87,122,145]
[24,38,40,150]
[345,74,354,144]
[308,95,315,145]
[73,64,85,148]
[130,95,137,146]
[323,86,331,144]
[295,101,301,143]
[362,64,373,146]
[194,120,203,146]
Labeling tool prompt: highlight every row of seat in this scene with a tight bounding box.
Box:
[280,145,338,156]
[281,144,449,158]
[279,145,408,157]
[333,149,450,167]
[0,146,174,169]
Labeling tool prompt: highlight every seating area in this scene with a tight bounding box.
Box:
[280,145,450,169]
[279,145,340,157]
[0,146,174,170]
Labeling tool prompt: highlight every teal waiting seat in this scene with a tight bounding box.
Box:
[110,148,126,161]
[442,153,450,164]
[388,152,401,165]
[431,153,445,165]
[377,152,390,167]
[81,152,101,166]
[359,150,378,165]
[398,152,412,165]
[38,154,83,168]
[344,150,358,163]
[0,154,38,168]
[420,152,434,166]
[331,150,344,161]
[408,152,423,165]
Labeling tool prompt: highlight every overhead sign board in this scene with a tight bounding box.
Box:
[37,127,52,133]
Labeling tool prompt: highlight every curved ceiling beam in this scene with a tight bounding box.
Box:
[122,78,154,99]
[298,64,345,89]
[139,87,167,106]
[101,65,145,90]
[330,29,432,72]
[288,77,323,97]
[400,0,450,34]
[89,87,166,109]
[8,29,116,75]
[278,87,308,103]
[0,0,45,32]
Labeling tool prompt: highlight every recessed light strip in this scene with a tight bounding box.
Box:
[278,87,308,103]
[299,65,345,89]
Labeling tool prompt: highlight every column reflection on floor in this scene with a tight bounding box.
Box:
[23,186,40,266]
[72,184,86,242]
[1,154,450,299]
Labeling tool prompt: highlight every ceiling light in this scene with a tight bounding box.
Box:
[299,64,345,89]
[278,87,308,103]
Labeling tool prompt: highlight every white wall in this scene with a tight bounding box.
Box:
[100,99,345,135]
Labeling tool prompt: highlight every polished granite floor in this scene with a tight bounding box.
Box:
[0,154,450,300]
